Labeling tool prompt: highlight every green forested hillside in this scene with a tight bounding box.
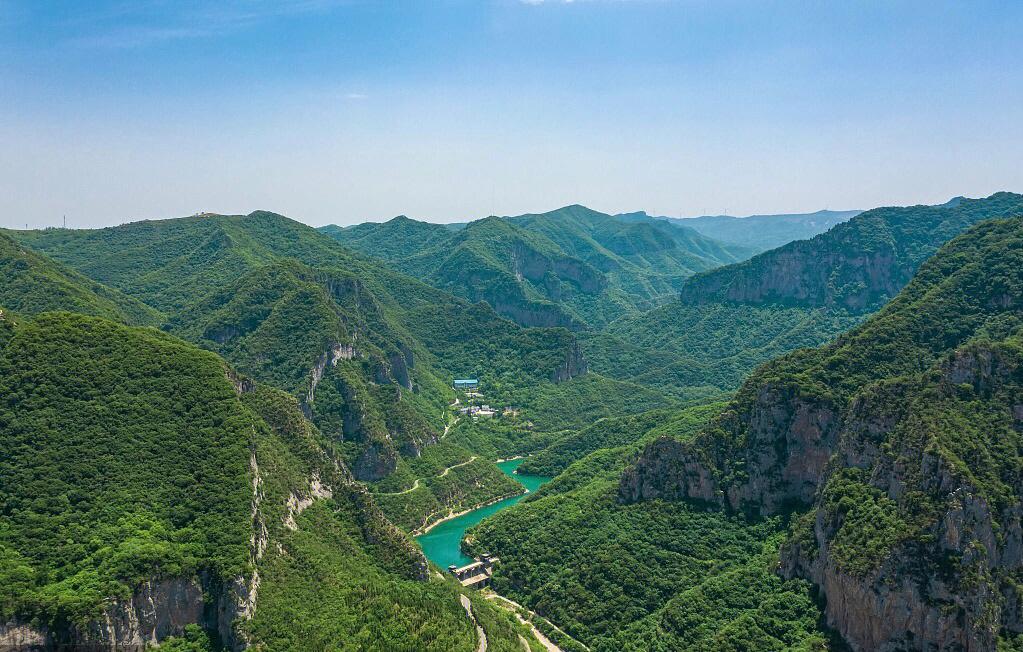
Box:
[508,205,751,311]
[518,403,724,477]
[0,306,14,348]
[10,211,461,317]
[6,199,1020,652]
[620,216,1023,650]
[0,216,594,650]
[10,210,594,415]
[326,215,600,330]
[675,192,1023,311]
[464,403,840,651]
[5,212,663,628]
[604,303,862,400]
[166,258,451,481]
[600,192,1023,398]
[322,204,751,329]
[0,313,253,626]
[9,212,607,545]
[320,216,454,262]
[11,211,581,393]
[463,214,1023,652]
[0,310,529,651]
[0,231,161,326]
[525,373,672,433]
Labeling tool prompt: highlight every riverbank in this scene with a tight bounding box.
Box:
[412,455,545,535]
[414,488,527,536]
[415,458,552,570]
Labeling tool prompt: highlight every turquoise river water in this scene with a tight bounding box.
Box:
[414,458,551,569]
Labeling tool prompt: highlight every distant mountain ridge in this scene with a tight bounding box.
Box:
[618,208,863,253]
[620,215,1023,650]
[9,211,590,483]
[321,204,753,330]
[676,192,1023,312]
[601,192,1023,399]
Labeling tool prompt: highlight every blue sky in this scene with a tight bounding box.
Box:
[2,0,1021,228]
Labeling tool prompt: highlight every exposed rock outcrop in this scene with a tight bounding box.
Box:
[488,298,585,331]
[551,341,587,383]
[306,340,358,409]
[509,242,606,296]
[1,574,253,652]
[677,193,1023,314]
[622,339,1023,651]
[0,621,53,650]
[620,216,1023,651]
[353,440,399,482]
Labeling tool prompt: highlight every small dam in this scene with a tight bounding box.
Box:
[448,553,499,590]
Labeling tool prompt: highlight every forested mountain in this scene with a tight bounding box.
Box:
[166,258,450,482]
[465,401,843,650]
[464,214,1023,652]
[10,210,679,530]
[8,211,622,534]
[5,197,1022,652]
[620,216,1023,650]
[320,216,454,262]
[339,215,604,330]
[0,231,161,327]
[618,208,862,253]
[9,211,587,402]
[0,233,551,650]
[602,192,1023,399]
[322,204,751,330]
[0,312,502,650]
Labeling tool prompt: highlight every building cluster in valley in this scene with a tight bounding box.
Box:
[451,379,516,420]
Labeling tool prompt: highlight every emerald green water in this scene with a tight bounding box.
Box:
[415,458,551,569]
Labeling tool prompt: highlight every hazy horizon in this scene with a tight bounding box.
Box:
[13,195,1008,231]
[2,200,879,231]
[3,1,1022,229]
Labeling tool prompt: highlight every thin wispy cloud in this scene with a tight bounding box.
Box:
[345,93,368,100]
[66,0,348,48]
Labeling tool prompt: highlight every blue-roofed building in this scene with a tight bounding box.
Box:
[453,379,478,390]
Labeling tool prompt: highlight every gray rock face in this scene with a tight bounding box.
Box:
[0,621,53,650]
[551,341,588,383]
[618,437,711,504]
[510,243,606,296]
[0,574,253,651]
[353,440,399,482]
[80,577,206,649]
[619,385,838,514]
[782,481,1022,651]
[621,338,1023,651]
[488,298,585,331]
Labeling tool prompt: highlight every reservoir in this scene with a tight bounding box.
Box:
[415,458,551,569]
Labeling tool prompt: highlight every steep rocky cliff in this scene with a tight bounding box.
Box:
[620,217,1023,650]
[0,575,253,651]
[551,340,589,383]
[777,338,1023,651]
[677,192,1023,314]
[0,313,432,650]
